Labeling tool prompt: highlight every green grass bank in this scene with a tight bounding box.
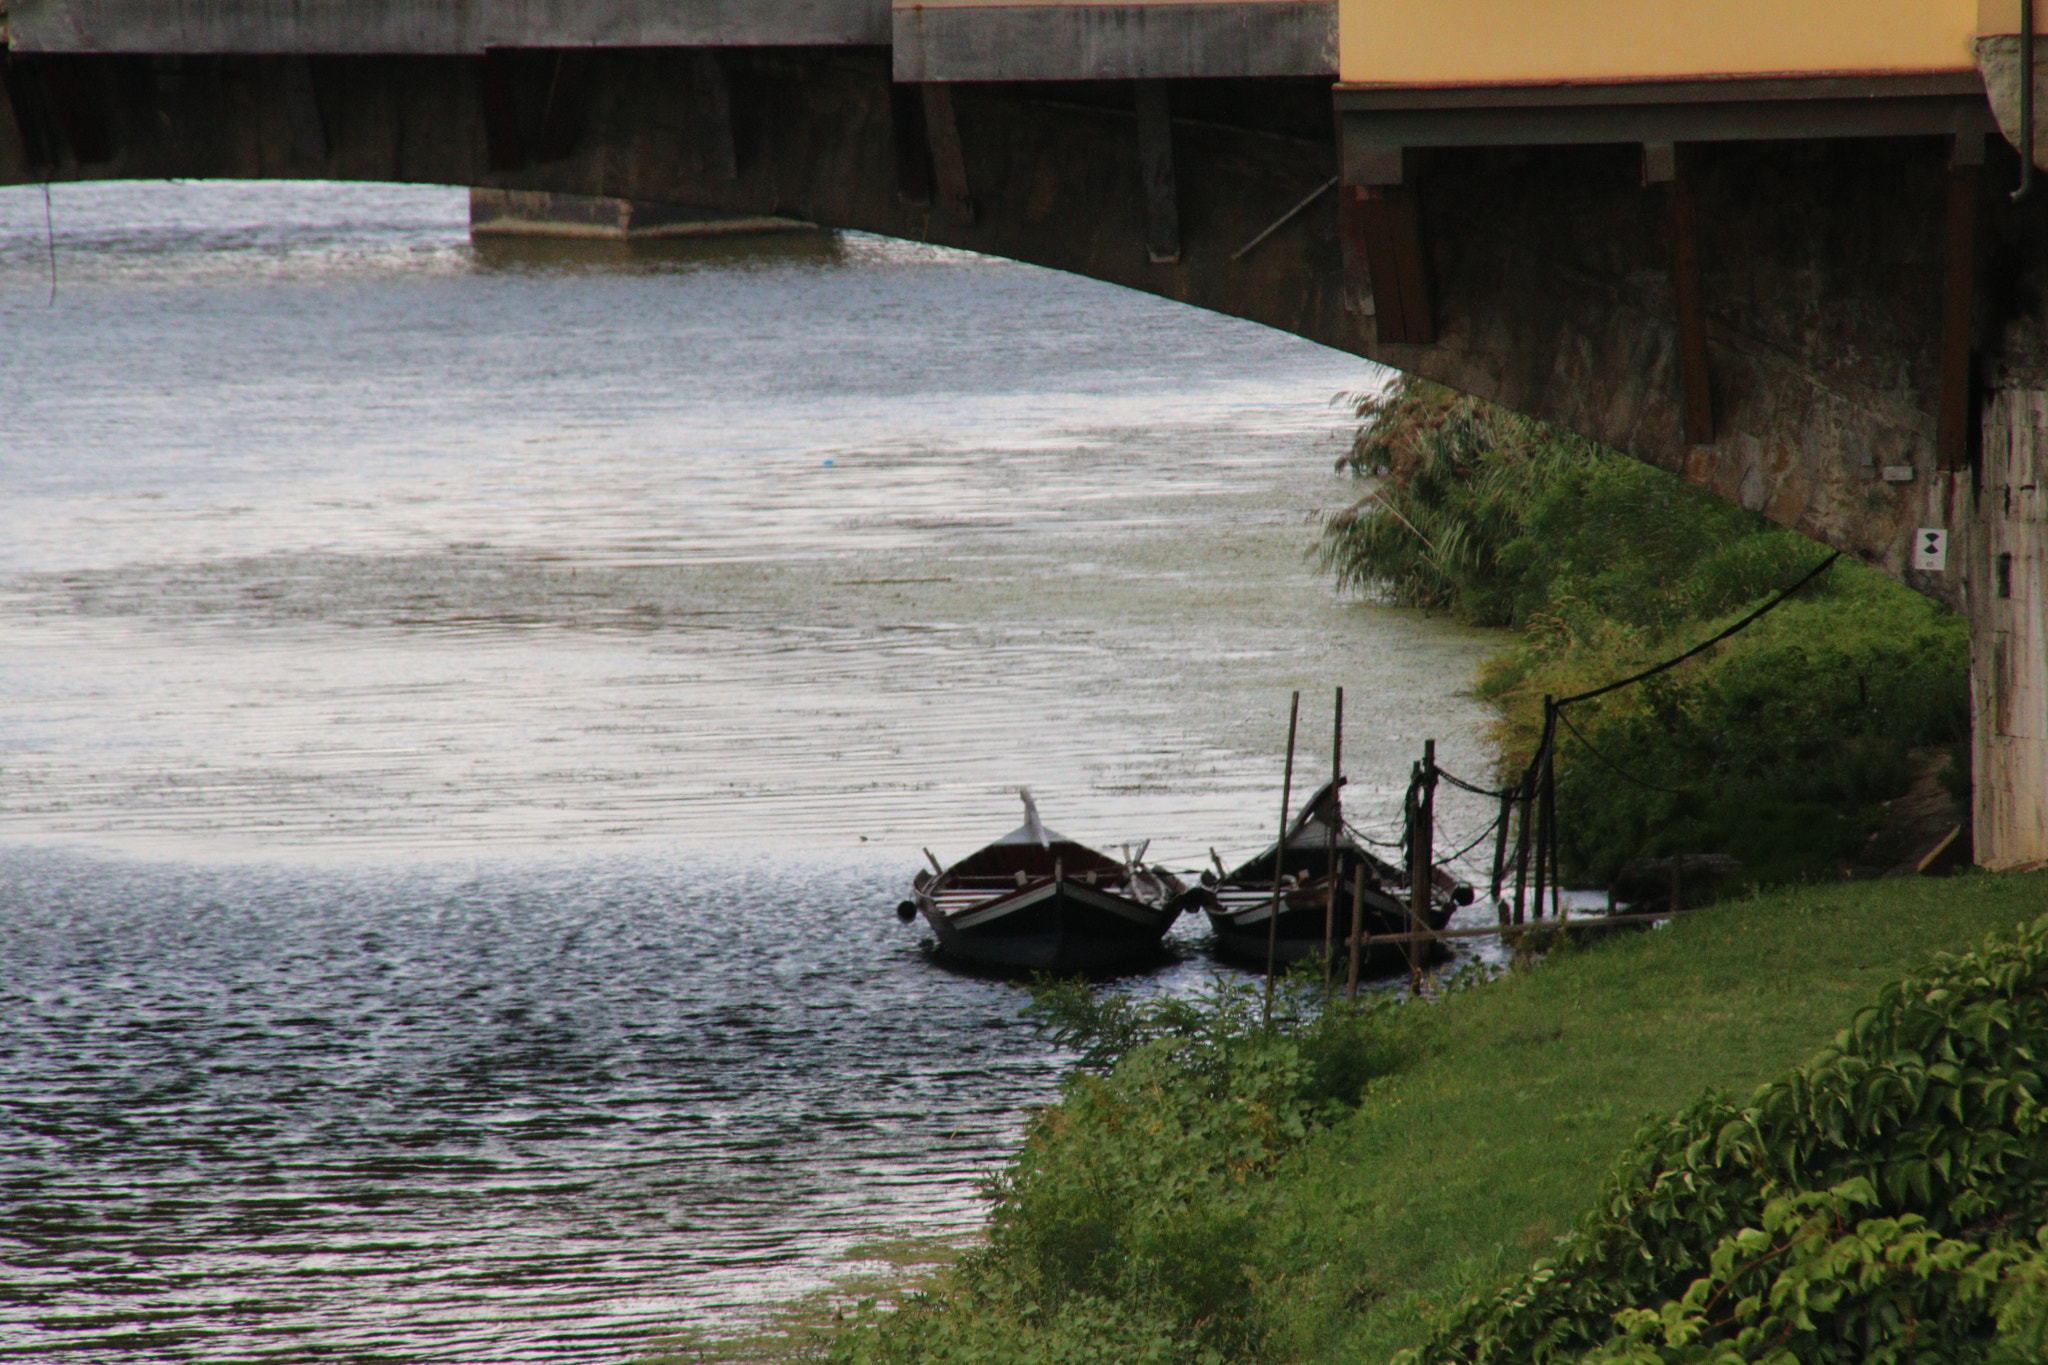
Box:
[831,871,2048,1365]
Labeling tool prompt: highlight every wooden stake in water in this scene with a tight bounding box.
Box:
[1345,868,1367,999]
[1511,766,1533,925]
[1408,738,1436,990]
[1489,783,1515,928]
[1531,697,1555,922]
[1263,690,1301,1025]
[1323,686,1343,991]
[1544,707,1562,921]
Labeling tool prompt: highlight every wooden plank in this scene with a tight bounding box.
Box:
[1337,182,1374,316]
[1385,184,1434,345]
[691,50,737,182]
[480,49,525,173]
[1640,140,1676,184]
[1357,185,1433,345]
[921,83,975,226]
[1937,141,1983,473]
[1347,907,1697,948]
[1353,188,1404,340]
[1667,157,1713,447]
[1135,80,1179,264]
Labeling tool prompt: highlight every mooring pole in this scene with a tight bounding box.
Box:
[1345,868,1367,998]
[1543,700,1562,921]
[1324,686,1344,992]
[1408,738,1436,990]
[1540,724,1556,916]
[1511,767,1532,926]
[1531,698,1555,921]
[1263,691,1301,1025]
[1489,782,1514,928]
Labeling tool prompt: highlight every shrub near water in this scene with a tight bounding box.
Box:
[832,978,1404,1365]
[1406,914,2048,1365]
[1319,376,1970,888]
[1481,575,1969,888]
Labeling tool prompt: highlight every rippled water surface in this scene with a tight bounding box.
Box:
[0,182,1506,1362]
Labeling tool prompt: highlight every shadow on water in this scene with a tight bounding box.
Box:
[469,227,851,275]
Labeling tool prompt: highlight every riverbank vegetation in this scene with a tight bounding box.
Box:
[830,874,2047,1365]
[1317,378,1970,892]
[816,384,2029,1365]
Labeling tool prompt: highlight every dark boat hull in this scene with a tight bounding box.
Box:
[924,878,1175,973]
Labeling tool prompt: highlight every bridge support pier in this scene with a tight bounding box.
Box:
[1968,375,2048,869]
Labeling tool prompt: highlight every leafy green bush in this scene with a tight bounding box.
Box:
[1317,377,1804,633]
[831,979,1403,1365]
[1404,913,2048,1365]
[1318,380,1600,626]
[1481,570,1969,888]
[1322,375,1969,889]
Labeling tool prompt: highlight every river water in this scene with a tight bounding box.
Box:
[0,182,1502,1362]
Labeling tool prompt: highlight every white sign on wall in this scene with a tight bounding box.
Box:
[1913,527,1948,572]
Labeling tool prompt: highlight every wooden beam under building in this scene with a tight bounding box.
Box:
[1351,183,1433,346]
[1938,133,1984,473]
[690,51,737,182]
[920,84,974,226]
[480,49,525,172]
[1135,80,1179,264]
[890,83,933,206]
[537,52,592,164]
[1664,149,1712,447]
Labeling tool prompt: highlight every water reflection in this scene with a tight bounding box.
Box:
[0,181,1509,1361]
[0,849,1055,1362]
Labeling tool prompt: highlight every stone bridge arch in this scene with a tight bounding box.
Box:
[2,2,2042,864]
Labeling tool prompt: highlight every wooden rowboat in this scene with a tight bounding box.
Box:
[1196,778,1472,976]
[896,791,1190,973]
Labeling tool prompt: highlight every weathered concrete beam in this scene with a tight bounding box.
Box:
[1966,379,2048,869]
[1337,74,1993,187]
[1,0,891,54]
[892,1,1335,81]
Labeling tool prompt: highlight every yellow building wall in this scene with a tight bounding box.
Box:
[895,0,1314,8]
[1339,0,1977,87]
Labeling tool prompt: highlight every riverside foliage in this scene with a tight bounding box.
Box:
[830,977,1406,1365]
[1406,913,2048,1365]
[818,874,2048,1365]
[1317,377,1969,889]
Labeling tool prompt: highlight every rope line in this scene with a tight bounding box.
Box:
[1554,552,1839,710]
[1433,765,1514,799]
[1434,811,1506,869]
[1553,709,1692,795]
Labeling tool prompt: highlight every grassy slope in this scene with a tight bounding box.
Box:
[1258,871,2048,1364]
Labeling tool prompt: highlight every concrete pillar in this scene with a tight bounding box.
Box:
[1969,383,2048,868]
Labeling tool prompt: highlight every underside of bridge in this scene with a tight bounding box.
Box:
[2,13,2044,866]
